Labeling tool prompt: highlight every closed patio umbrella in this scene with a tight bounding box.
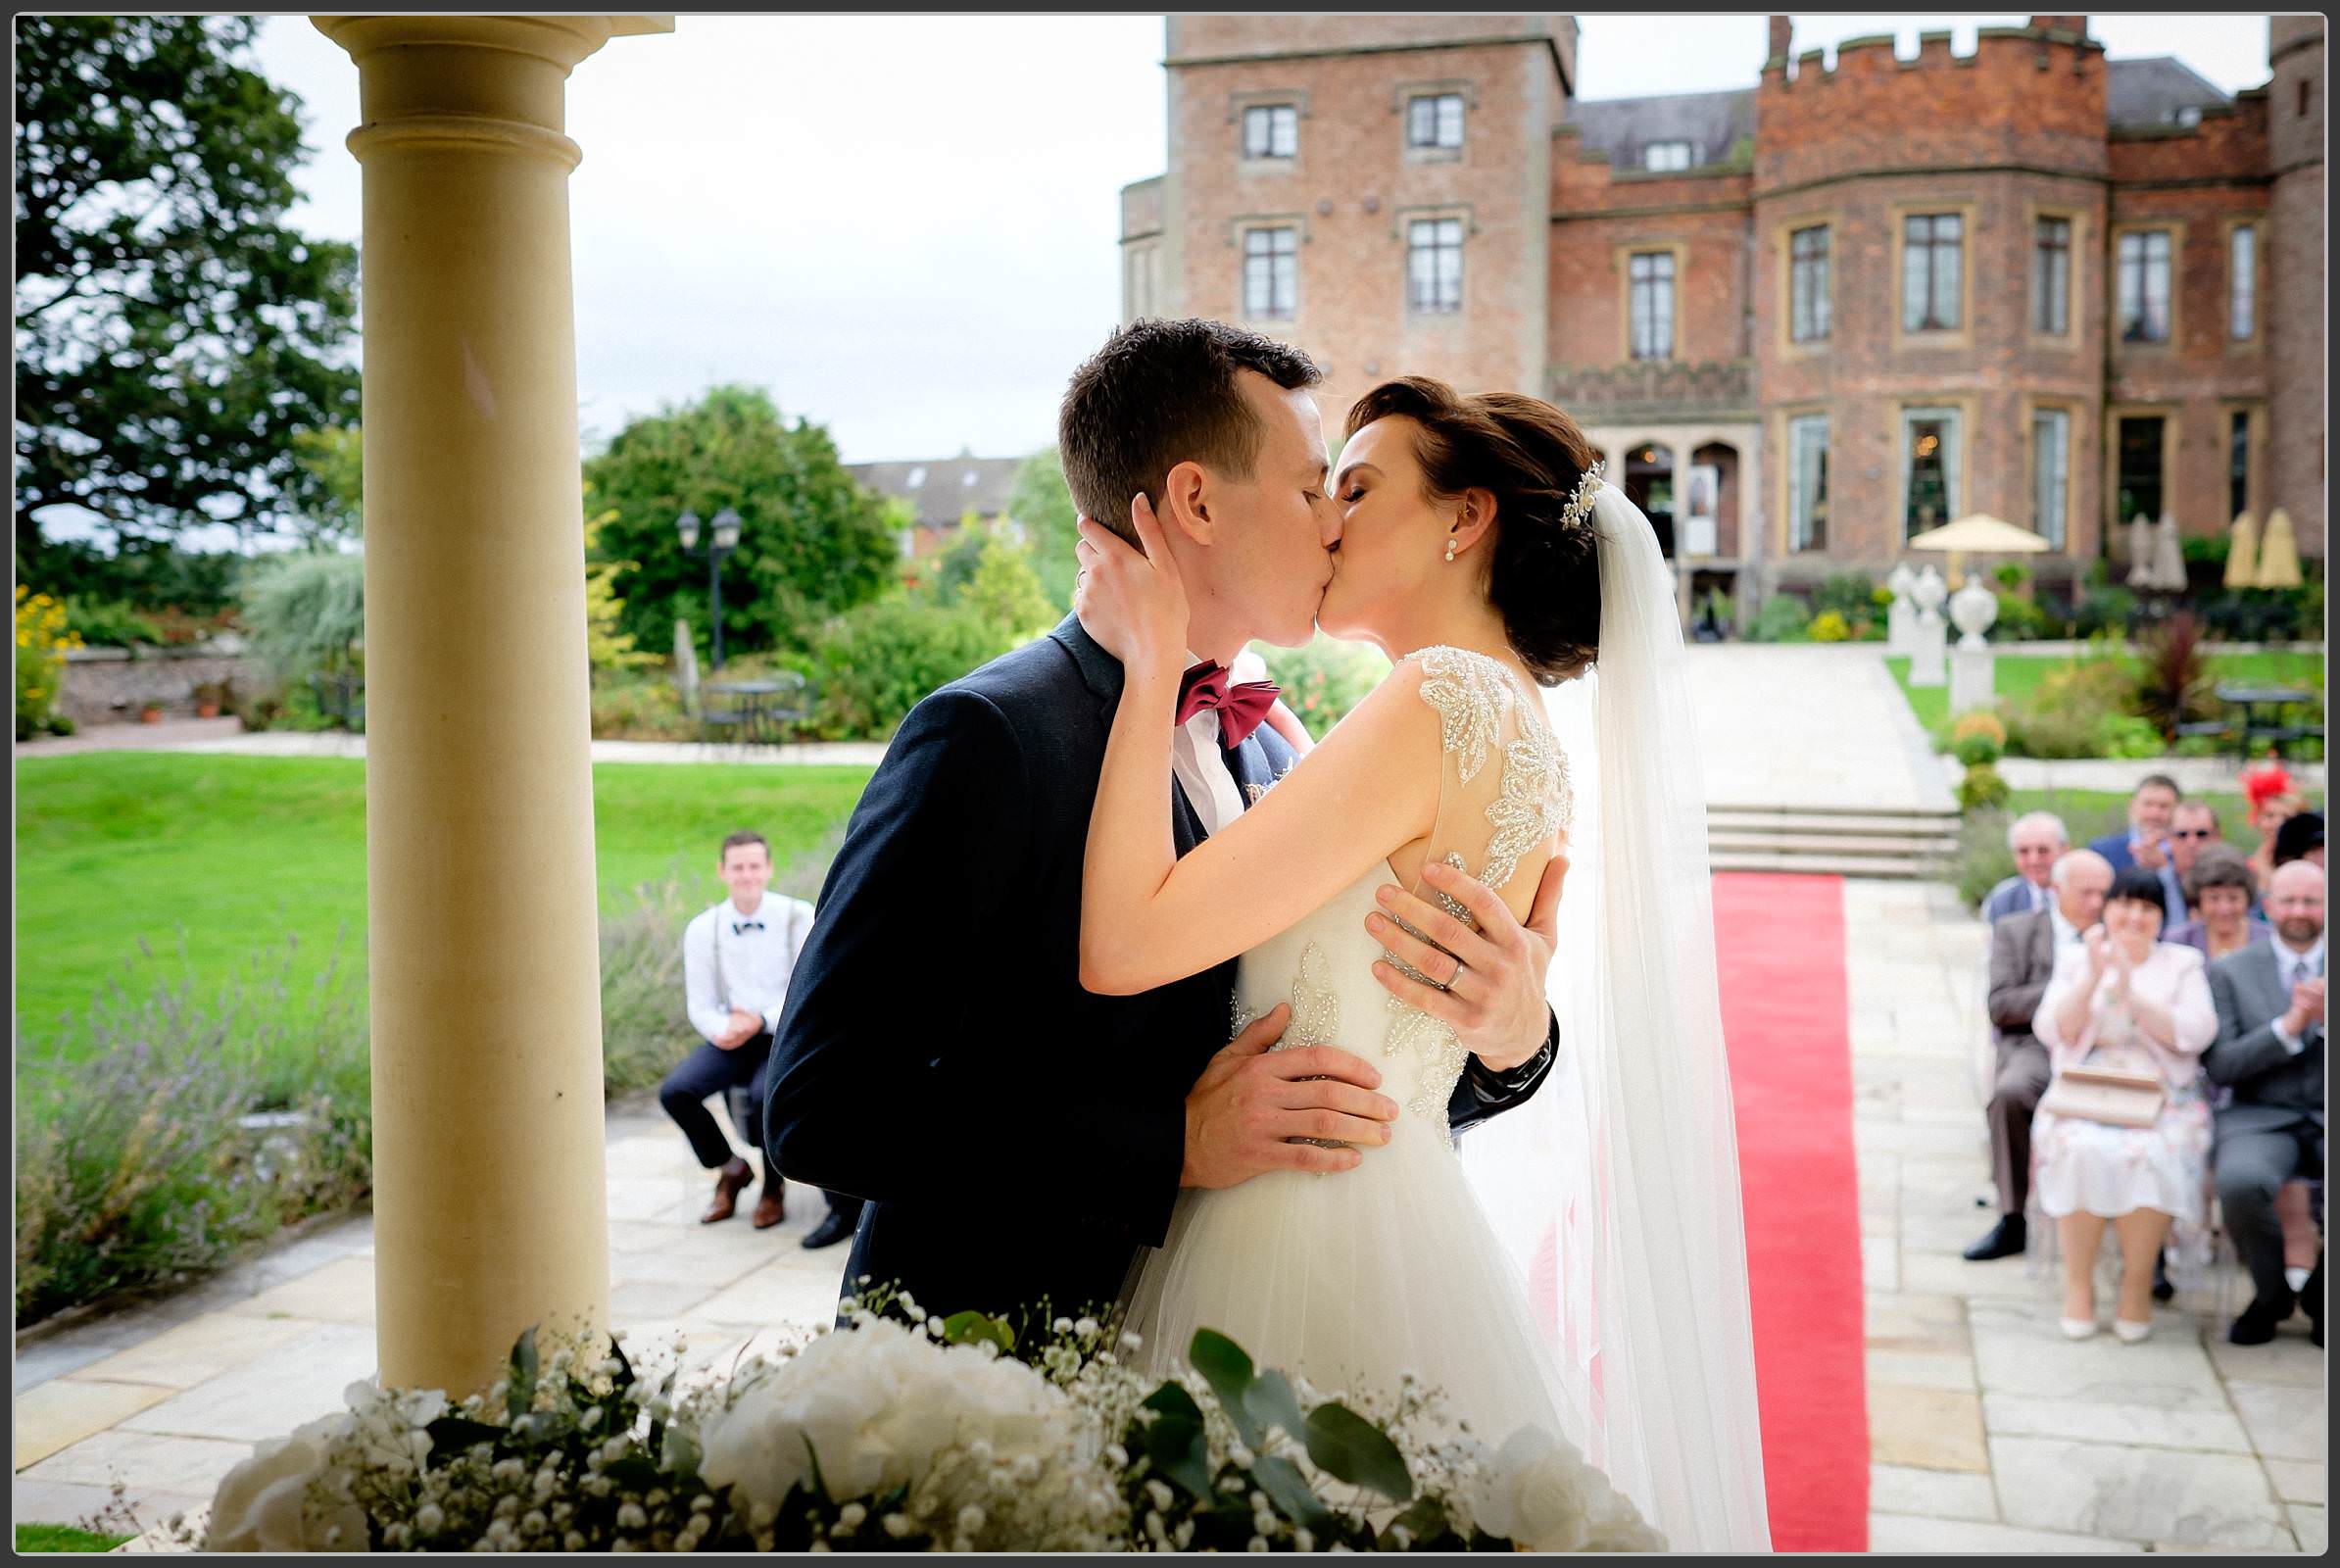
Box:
[2150,511,2186,592]
[2123,513,2156,589]
[2257,507,2303,589]
[2223,513,2261,590]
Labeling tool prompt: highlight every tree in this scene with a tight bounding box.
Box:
[287,423,364,544]
[1006,448,1080,613]
[15,17,362,560]
[583,384,897,659]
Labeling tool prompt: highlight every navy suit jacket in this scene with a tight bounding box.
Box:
[765,615,1556,1327]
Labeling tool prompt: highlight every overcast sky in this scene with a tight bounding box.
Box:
[242,12,2276,471]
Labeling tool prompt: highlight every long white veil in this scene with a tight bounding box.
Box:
[1459,481,1772,1550]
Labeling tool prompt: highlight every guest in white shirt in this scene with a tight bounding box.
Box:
[1982,811,2069,925]
[2206,860,2326,1346]
[662,830,860,1245]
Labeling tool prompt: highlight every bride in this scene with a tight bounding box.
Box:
[1071,375,1770,1552]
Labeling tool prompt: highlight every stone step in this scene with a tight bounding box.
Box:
[1708,809,1966,838]
[1708,829,1958,857]
[1708,802,1962,825]
[1709,850,1943,879]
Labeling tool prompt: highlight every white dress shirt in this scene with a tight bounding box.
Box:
[682,893,816,1046]
[2048,903,2080,950]
[2268,933,2327,1055]
[1170,650,1248,837]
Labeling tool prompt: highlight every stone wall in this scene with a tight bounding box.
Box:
[58,645,255,726]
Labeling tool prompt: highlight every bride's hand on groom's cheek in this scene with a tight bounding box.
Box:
[1365,856,1568,1074]
[1074,497,1187,678]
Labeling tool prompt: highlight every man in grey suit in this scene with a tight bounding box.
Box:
[1982,811,2069,926]
[2206,859,2326,1347]
[1967,849,2112,1261]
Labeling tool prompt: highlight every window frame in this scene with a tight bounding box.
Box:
[1614,240,1688,363]
[1772,211,1838,359]
[2032,215,2072,337]
[1238,222,1300,321]
[1403,213,1467,317]
[1888,200,1978,352]
[2023,201,2087,349]
[1241,102,1299,162]
[2223,218,2262,346]
[1788,222,1830,344]
[2102,402,2180,539]
[2219,400,2268,523]
[1894,401,1970,543]
[1641,139,1693,172]
[2114,225,2176,346]
[1404,90,1467,152]
[1783,410,1831,554]
[2024,400,2077,552]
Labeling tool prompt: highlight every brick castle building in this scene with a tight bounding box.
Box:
[1117,15,2325,612]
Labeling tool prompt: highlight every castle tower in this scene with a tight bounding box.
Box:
[1120,16,1577,420]
[2267,16,2324,557]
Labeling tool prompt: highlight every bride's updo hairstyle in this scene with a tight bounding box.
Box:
[1344,376,1603,685]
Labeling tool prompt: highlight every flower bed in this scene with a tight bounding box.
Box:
[158,1288,1661,1553]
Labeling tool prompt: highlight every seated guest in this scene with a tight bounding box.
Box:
[1967,848,2111,1261]
[2243,764,2307,890]
[2168,846,2272,962]
[2089,775,2186,925]
[2273,809,2324,873]
[2168,802,2224,914]
[1983,811,2068,925]
[2205,860,2325,1347]
[2031,866,2218,1341]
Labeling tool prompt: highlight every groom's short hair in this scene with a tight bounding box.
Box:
[1058,318,1322,544]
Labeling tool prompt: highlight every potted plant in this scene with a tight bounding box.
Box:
[137,699,164,723]
[192,679,230,719]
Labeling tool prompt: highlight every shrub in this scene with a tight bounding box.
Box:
[598,873,696,1095]
[17,587,81,741]
[1256,634,1394,741]
[1810,572,1877,624]
[1954,808,2017,910]
[2131,611,2215,739]
[800,596,1013,740]
[1957,762,2011,813]
[589,671,698,742]
[2003,656,2139,759]
[239,550,366,688]
[1994,563,2029,591]
[1990,591,2053,642]
[63,596,165,650]
[1950,710,2007,766]
[15,942,373,1326]
[2072,583,2138,639]
[2098,713,2169,760]
[1747,594,1812,643]
[1807,610,1852,643]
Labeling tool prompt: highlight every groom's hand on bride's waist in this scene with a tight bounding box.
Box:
[1364,855,1568,1075]
[1180,1004,1401,1189]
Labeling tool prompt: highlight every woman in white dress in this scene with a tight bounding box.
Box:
[1072,376,1769,1550]
[2031,864,2218,1342]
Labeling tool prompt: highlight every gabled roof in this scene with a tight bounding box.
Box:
[2105,56,2232,128]
[847,456,1024,531]
[1561,86,1754,171]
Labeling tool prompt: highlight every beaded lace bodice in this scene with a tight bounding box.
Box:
[1229,647,1572,1130]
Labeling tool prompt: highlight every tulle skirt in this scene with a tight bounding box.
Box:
[1122,1117,1583,1449]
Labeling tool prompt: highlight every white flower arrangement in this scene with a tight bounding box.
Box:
[175,1283,1661,1553]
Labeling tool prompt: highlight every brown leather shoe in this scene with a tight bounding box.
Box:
[751,1188,787,1230]
[701,1158,754,1224]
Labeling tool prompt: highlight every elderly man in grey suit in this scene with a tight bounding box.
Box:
[1983,811,2069,925]
[2207,859,2326,1347]
[1967,848,2113,1261]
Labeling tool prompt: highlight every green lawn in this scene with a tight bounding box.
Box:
[1887,647,2325,739]
[15,1525,133,1552]
[15,755,875,1047]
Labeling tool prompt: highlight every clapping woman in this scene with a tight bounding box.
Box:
[2031,866,2219,1343]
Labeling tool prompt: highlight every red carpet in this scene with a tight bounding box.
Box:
[1713,872,1869,1553]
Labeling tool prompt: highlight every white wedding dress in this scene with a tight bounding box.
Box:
[1123,647,1582,1451]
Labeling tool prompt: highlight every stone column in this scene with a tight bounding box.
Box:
[314,13,670,1396]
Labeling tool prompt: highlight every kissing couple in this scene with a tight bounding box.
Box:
[766,318,1770,1550]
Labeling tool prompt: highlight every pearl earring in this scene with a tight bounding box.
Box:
[1443,537,1458,564]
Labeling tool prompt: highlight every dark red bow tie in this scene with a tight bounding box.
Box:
[1174,661,1279,748]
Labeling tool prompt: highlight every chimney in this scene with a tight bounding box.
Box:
[1768,14,1792,66]
[2028,16,2087,38]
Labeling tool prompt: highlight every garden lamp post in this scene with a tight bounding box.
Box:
[676,507,743,669]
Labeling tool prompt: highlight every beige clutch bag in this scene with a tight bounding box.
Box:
[2038,1063,2168,1129]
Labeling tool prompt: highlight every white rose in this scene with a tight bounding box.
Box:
[1470,1424,1665,1552]
[207,1413,367,1552]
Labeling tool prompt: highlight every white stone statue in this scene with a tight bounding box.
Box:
[1948,575,1999,651]
[1906,565,1949,688]
[1885,562,1918,656]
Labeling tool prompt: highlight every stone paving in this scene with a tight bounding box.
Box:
[1681,643,1960,811]
[13,1102,853,1542]
[1846,877,2324,1553]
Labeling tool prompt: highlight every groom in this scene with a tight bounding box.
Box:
[765,318,1565,1331]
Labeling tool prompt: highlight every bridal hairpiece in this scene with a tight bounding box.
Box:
[1560,460,1604,534]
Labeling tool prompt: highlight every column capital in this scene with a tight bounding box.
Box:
[314,15,671,73]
